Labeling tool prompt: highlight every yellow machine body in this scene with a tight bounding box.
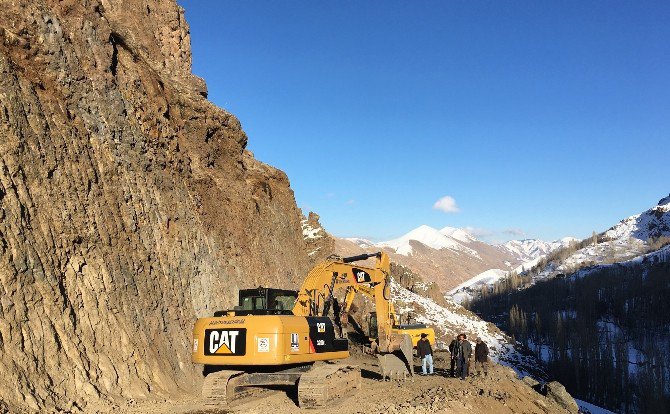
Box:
[192,314,348,366]
[391,325,436,348]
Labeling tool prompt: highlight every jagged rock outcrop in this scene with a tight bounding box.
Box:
[390,263,448,307]
[0,1,311,412]
[301,211,335,265]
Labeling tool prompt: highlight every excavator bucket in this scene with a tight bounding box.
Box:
[377,334,414,380]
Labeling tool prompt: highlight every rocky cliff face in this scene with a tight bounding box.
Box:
[0,1,311,411]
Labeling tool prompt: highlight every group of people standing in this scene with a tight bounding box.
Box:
[416,333,489,378]
[449,334,489,379]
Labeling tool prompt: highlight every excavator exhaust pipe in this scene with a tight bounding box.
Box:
[377,334,414,380]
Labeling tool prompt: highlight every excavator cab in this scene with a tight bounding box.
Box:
[214,287,297,316]
[238,287,297,314]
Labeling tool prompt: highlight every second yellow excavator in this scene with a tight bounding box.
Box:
[191,252,435,409]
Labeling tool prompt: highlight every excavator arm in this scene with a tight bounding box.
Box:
[292,252,416,377]
[293,252,395,338]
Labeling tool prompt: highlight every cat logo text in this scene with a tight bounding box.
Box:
[204,329,247,356]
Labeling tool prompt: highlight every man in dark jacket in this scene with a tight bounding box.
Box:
[456,334,472,380]
[474,338,489,376]
[448,336,459,377]
[417,333,433,375]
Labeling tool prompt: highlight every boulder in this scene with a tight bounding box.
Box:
[522,376,540,388]
[545,381,579,413]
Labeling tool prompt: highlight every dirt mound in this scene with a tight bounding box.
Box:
[0,1,311,411]
[116,353,572,414]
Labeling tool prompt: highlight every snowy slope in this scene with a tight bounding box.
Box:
[448,237,577,304]
[570,244,670,280]
[448,269,508,295]
[533,195,670,280]
[377,225,479,257]
[575,399,616,414]
[344,237,375,248]
[392,280,545,378]
[500,237,578,262]
[439,226,476,244]
[604,194,670,241]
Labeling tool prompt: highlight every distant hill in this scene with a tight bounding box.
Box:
[525,194,670,282]
[340,225,572,294]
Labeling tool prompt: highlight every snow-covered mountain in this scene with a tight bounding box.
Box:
[447,195,670,306]
[339,225,525,292]
[531,195,670,280]
[604,194,670,241]
[341,224,579,294]
[440,226,477,244]
[500,237,578,263]
[446,237,578,304]
[343,237,376,249]
[376,225,479,257]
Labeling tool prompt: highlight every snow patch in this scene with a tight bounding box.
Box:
[448,269,508,295]
[344,237,375,248]
[575,399,616,414]
[301,219,323,240]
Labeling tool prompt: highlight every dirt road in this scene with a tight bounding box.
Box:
[116,352,569,414]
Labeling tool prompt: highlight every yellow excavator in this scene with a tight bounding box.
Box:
[191,252,435,409]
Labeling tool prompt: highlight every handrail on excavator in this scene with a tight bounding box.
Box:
[341,252,382,263]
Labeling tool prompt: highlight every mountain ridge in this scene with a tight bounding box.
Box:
[342,224,576,293]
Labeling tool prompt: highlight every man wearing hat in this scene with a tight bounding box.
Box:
[474,338,490,377]
[417,333,434,375]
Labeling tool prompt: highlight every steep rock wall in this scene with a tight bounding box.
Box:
[0,0,310,411]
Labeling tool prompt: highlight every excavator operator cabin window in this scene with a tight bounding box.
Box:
[273,294,296,311]
[241,296,265,310]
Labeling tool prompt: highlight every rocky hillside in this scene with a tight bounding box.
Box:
[391,279,546,379]
[0,1,313,412]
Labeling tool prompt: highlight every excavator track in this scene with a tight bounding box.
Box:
[202,369,276,410]
[298,363,361,409]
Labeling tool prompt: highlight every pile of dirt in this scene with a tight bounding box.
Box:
[116,353,576,414]
[0,0,312,412]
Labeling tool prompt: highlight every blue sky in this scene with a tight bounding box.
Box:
[179,1,669,242]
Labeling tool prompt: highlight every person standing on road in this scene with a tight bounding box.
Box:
[448,336,459,377]
[417,333,434,375]
[456,334,473,380]
[474,338,489,377]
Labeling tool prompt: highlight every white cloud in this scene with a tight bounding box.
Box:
[432,195,460,214]
[504,228,526,237]
[346,199,356,205]
[464,226,493,238]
